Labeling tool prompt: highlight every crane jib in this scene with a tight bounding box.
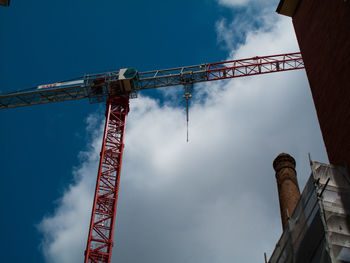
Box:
[0,52,304,110]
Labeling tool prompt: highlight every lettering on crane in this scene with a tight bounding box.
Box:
[37,80,84,90]
[38,83,57,89]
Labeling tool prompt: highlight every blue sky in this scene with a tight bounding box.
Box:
[0,1,328,263]
[0,2,226,260]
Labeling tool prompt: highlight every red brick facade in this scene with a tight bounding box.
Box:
[291,0,350,166]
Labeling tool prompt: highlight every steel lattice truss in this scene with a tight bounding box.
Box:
[206,52,304,81]
[0,52,304,109]
[84,95,129,263]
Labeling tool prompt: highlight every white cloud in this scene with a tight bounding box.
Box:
[37,4,328,263]
[217,0,275,8]
[37,113,104,263]
[231,16,299,58]
[217,0,251,7]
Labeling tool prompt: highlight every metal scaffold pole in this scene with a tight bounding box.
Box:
[84,95,129,263]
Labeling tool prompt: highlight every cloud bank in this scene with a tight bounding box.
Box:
[37,3,328,263]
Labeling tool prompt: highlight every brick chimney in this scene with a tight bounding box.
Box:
[273,153,301,229]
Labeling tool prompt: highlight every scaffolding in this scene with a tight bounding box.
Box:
[269,160,350,263]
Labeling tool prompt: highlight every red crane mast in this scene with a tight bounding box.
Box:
[0,52,304,263]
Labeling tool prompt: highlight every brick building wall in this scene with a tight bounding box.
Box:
[278,0,350,166]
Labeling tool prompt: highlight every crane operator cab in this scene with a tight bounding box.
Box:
[90,68,139,100]
[117,68,139,93]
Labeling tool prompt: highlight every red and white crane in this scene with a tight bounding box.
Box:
[0,52,304,263]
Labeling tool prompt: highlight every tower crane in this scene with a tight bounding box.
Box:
[0,52,304,263]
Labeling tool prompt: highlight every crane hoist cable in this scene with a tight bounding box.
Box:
[183,82,193,142]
